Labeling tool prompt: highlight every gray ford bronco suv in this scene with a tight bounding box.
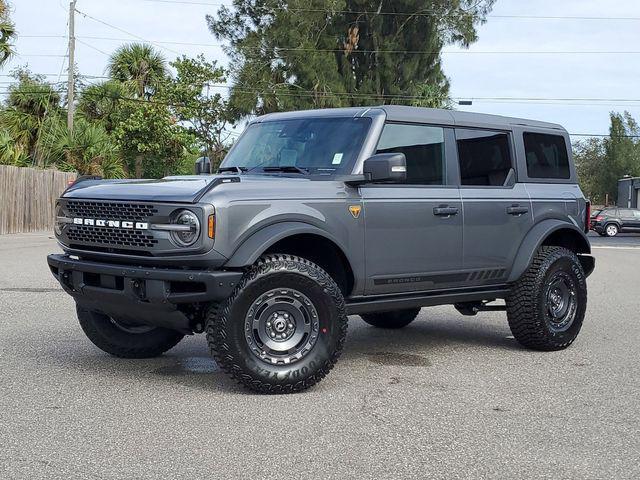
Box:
[48,106,595,393]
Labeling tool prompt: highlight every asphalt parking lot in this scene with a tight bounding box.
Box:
[1,233,639,479]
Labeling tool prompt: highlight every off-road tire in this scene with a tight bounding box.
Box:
[206,254,348,394]
[506,246,587,351]
[360,309,421,329]
[77,306,184,358]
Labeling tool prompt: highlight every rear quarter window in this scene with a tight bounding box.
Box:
[524,133,570,179]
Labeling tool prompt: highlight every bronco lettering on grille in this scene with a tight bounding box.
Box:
[72,218,149,230]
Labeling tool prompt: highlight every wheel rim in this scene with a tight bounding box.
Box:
[544,272,578,333]
[244,288,320,365]
[109,317,155,334]
[606,225,617,236]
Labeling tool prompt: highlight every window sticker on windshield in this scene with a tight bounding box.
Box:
[332,153,344,165]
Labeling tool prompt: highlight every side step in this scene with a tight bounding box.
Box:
[345,286,509,315]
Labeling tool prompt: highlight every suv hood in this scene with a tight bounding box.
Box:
[62,176,239,203]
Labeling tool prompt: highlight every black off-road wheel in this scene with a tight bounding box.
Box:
[360,309,421,329]
[206,254,348,394]
[77,307,184,358]
[506,246,587,351]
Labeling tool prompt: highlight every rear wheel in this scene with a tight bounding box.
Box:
[206,254,348,394]
[77,307,184,358]
[605,223,619,237]
[506,246,587,351]
[360,309,421,329]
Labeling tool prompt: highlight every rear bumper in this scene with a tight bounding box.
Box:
[47,254,243,333]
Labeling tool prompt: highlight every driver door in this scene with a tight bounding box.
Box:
[361,123,464,295]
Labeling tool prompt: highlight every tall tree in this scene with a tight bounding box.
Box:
[163,55,233,167]
[574,111,640,204]
[107,43,168,98]
[207,0,495,117]
[0,1,16,67]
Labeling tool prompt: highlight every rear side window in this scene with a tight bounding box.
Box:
[376,124,445,185]
[524,133,570,179]
[456,129,512,186]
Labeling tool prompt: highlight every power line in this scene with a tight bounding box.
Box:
[76,38,110,56]
[73,7,182,56]
[133,0,640,21]
[6,87,640,108]
[20,34,640,56]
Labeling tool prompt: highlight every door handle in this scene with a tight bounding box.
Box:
[433,206,459,217]
[506,206,529,216]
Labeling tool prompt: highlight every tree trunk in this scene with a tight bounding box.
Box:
[134,155,144,178]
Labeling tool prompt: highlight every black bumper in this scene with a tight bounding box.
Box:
[47,254,243,333]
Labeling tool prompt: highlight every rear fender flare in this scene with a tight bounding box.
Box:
[508,220,591,283]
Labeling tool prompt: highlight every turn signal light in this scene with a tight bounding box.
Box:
[208,214,215,239]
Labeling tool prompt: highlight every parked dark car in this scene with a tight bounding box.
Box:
[592,207,640,236]
[589,208,602,230]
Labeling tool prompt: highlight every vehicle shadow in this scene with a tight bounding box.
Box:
[39,312,519,393]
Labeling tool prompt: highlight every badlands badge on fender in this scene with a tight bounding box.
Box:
[348,205,362,219]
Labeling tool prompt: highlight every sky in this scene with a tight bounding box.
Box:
[4,0,640,139]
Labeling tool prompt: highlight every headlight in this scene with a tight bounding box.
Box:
[170,209,200,247]
[54,203,64,236]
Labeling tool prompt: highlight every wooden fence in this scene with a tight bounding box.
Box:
[0,165,76,235]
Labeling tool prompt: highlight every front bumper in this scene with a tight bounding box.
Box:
[47,254,243,333]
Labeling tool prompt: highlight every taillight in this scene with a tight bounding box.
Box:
[585,201,591,233]
[595,215,603,222]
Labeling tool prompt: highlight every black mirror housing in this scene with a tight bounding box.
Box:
[362,153,407,183]
[195,156,212,175]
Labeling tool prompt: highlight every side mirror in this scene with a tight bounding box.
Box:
[363,153,407,183]
[195,156,212,175]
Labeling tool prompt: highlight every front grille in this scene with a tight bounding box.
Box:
[66,201,158,221]
[67,225,158,248]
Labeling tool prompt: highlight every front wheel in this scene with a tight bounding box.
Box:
[506,246,587,351]
[206,255,348,394]
[77,307,184,358]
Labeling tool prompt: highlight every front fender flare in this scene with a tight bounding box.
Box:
[507,220,592,283]
[224,221,349,268]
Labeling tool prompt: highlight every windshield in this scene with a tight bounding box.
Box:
[221,117,372,174]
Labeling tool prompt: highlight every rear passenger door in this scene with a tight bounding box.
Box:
[456,129,533,283]
[361,123,463,295]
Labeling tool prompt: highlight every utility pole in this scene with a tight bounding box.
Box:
[67,0,77,132]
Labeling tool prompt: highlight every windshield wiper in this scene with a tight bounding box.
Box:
[261,166,309,175]
[217,166,248,174]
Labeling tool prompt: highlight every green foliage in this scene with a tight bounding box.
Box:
[39,116,125,178]
[0,1,16,66]
[0,70,62,166]
[207,0,495,117]
[575,112,640,204]
[113,100,196,178]
[107,43,169,98]
[162,54,232,167]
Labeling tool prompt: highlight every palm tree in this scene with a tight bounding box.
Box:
[107,43,168,98]
[77,80,131,132]
[0,1,16,67]
[39,116,125,178]
[0,75,62,166]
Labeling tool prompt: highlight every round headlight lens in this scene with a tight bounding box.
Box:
[54,203,64,236]
[170,209,200,247]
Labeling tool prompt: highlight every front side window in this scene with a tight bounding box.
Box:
[221,117,372,174]
[524,132,570,179]
[456,129,512,186]
[376,124,445,185]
